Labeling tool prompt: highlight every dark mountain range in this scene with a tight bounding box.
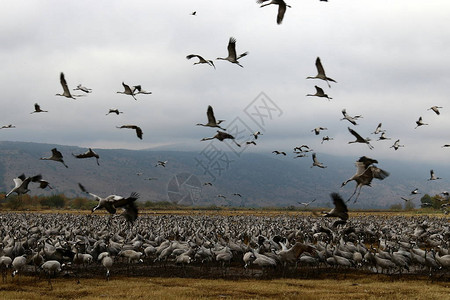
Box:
[0,141,448,209]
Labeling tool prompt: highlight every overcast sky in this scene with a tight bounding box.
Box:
[1,0,450,169]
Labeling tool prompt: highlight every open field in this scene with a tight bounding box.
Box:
[0,273,449,300]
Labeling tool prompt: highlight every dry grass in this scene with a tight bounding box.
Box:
[0,274,448,300]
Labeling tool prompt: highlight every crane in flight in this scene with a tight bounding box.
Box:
[216,37,248,68]
[73,84,92,93]
[0,124,15,129]
[40,148,68,168]
[311,153,326,168]
[186,54,215,69]
[72,148,100,166]
[341,109,361,125]
[341,156,389,203]
[106,108,123,115]
[306,86,332,100]
[117,82,151,100]
[30,103,48,114]
[116,125,143,140]
[312,127,327,135]
[390,139,404,150]
[298,198,316,207]
[428,169,442,181]
[201,130,241,147]
[372,123,385,134]
[5,174,42,198]
[320,193,348,227]
[196,105,226,130]
[347,127,374,150]
[428,106,442,115]
[56,72,78,100]
[415,116,428,129]
[257,0,291,25]
[306,57,337,88]
[78,183,140,224]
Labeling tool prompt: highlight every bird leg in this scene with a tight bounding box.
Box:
[346,184,359,202]
[353,186,364,204]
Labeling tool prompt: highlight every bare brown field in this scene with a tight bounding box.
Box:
[0,273,449,300]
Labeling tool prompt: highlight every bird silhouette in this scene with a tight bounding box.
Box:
[30,103,48,114]
[55,72,77,99]
[257,0,291,25]
[186,54,215,69]
[106,108,123,116]
[307,86,332,100]
[311,153,326,168]
[216,37,248,68]
[306,57,337,88]
[196,106,226,130]
[72,148,100,165]
[415,116,428,129]
[116,125,143,140]
[201,130,240,147]
[347,127,373,150]
[321,193,348,227]
[428,169,441,181]
[40,148,68,168]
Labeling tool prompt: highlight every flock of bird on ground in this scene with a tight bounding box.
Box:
[0,0,449,285]
[0,209,448,286]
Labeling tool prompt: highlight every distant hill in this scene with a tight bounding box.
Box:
[0,141,448,209]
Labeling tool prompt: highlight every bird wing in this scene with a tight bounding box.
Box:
[134,126,143,139]
[206,105,217,124]
[370,166,389,180]
[17,174,26,182]
[357,156,378,168]
[121,201,138,223]
[217,131,235,139]
[78,183,101,201]
[237,51,248,60]
[376,123,382,131]
[34,103,40,111]
[78,183,88,193]
[73,151,92,159]
[430,169,434,178]
[110,192,139,208]
[348,127,364,141]
[122,82,133,94]
[312,153,318,163]
[13,178,23,188]
[30,174,42,182]
[354,161,369,176]
[315,86,324,94]
[315,57,326,76]
[330,193,348,219]
[51,148,63,159]
[186,54,201,61]
[60,72,71,95]
[227,37,238,60]
[277,1,287,24]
